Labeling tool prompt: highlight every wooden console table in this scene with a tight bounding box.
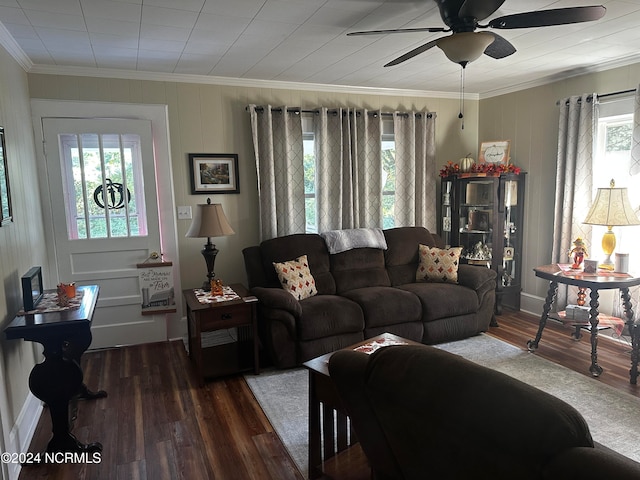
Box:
[528,265,640,383]
[4,285,106,453]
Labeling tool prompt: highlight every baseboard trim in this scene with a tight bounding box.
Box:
[6,393,43,480]
[520,292,544,317]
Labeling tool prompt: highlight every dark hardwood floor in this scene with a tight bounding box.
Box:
[19,309,640,479]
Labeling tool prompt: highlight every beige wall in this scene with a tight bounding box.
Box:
[27,74,478,295]
[479,62,640,312]
[26,62,640,318]
[0,46,47,467]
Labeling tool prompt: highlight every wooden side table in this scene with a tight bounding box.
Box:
[303,333,421,479]
[529,264,640,383]
[183,284,259,386]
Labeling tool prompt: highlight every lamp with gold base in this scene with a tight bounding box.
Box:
[583,179,640,270]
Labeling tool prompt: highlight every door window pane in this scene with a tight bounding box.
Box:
[59,133,148,239]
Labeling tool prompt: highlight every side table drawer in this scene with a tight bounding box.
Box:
[200,303,250,330]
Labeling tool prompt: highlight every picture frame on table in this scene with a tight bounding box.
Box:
[479,140,511,165]
[21,266,44,311]
[189,153,239,194]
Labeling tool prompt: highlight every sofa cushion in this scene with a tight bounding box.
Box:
[399,282,479,322]
[416,245,463,284]
[259,233,336,294]
[331,248,391,294]
[297,295,364,341]
[383,226,445,286]
[273,255,317,300]
[342,286,422,328]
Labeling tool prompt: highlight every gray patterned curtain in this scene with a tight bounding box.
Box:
[314,108,382,231]
[629,85,640,321]
[393,111,437,231]
[248,105,305,240]
[552,94,596,308]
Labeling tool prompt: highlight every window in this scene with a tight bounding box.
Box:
[59,133,148,239]
[302,115,396,232]
[303,131,317,232]
[593,99,639,273]
[381,120,396,229]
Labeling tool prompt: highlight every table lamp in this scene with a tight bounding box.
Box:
[186,198,235,290]
[583,179,640,270]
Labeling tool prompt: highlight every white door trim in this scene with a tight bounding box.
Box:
[30,99,183,340]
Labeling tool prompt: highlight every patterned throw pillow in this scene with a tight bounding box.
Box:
[273,255,318,300]
[416,245,463,284]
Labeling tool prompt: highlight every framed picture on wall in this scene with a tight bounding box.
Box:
[479,140,511,165]
[0,127,13,226]
[189,153,239,194]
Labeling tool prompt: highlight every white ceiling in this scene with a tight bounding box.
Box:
[1,0,639,98]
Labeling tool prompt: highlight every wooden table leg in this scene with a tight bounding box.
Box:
[528,281,558,351]
[588,289,603,377]
[620,288,639,384]
[308,371,322,479]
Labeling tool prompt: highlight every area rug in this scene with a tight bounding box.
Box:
[244,333,640,478]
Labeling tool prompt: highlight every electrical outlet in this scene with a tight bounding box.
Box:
[177,206,192,220]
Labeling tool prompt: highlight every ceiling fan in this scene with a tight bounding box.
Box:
[347,0,607,68]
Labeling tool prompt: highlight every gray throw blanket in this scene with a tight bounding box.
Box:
[320,228,387,254]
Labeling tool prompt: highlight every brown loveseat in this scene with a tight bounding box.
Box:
[242,226,496,368]
[329,344,640,480]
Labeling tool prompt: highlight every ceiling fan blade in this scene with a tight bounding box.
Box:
[483,33,516,59]
[384,38,442,67]
[459,0,506,22]
[347,26,448,36]
[487,6,606,29]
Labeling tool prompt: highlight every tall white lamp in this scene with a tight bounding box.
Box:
[583,179,640,270]
[186,198,235,290]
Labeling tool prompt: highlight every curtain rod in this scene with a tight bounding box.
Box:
[246,106,434,119]
[597,88,636,100]
[556,88,637,106]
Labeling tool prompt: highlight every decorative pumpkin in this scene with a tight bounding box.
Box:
[459,156,474,173]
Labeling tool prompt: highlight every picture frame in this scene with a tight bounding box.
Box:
[479,140,511,165]
[189,153,239,194]
[21,266,44,311]
[0,127,13,226]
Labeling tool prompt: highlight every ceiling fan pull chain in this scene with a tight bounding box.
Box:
[459,65,465,130]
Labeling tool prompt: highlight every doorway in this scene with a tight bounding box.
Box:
[31,100,181,348]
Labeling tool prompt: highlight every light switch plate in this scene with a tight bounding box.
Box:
[177,206,192,220]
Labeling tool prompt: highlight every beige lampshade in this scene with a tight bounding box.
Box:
[437,32,495,65]
[583,182,640,227]
[186,202,235,238]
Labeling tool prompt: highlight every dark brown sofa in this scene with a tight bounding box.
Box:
[242,226,496,368]
[329,344,640,480]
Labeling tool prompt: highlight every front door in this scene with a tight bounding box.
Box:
[42,117,167,348]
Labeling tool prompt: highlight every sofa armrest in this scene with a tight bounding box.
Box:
[252,287,303,319]
[457,264,497,292]
[544,445,640,479]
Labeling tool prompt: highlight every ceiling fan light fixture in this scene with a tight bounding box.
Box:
[437,31,495,65]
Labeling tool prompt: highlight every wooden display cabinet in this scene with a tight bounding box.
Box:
[439,172,526,314]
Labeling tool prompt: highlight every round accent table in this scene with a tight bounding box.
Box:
[528,264,640,383]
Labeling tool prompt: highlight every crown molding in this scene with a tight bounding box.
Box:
[0,22,32,71]
[480,54,640,99]
[27,63,477,100]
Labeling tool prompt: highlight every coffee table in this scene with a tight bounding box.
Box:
[303,332,420,479]
[528,264,640,383]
